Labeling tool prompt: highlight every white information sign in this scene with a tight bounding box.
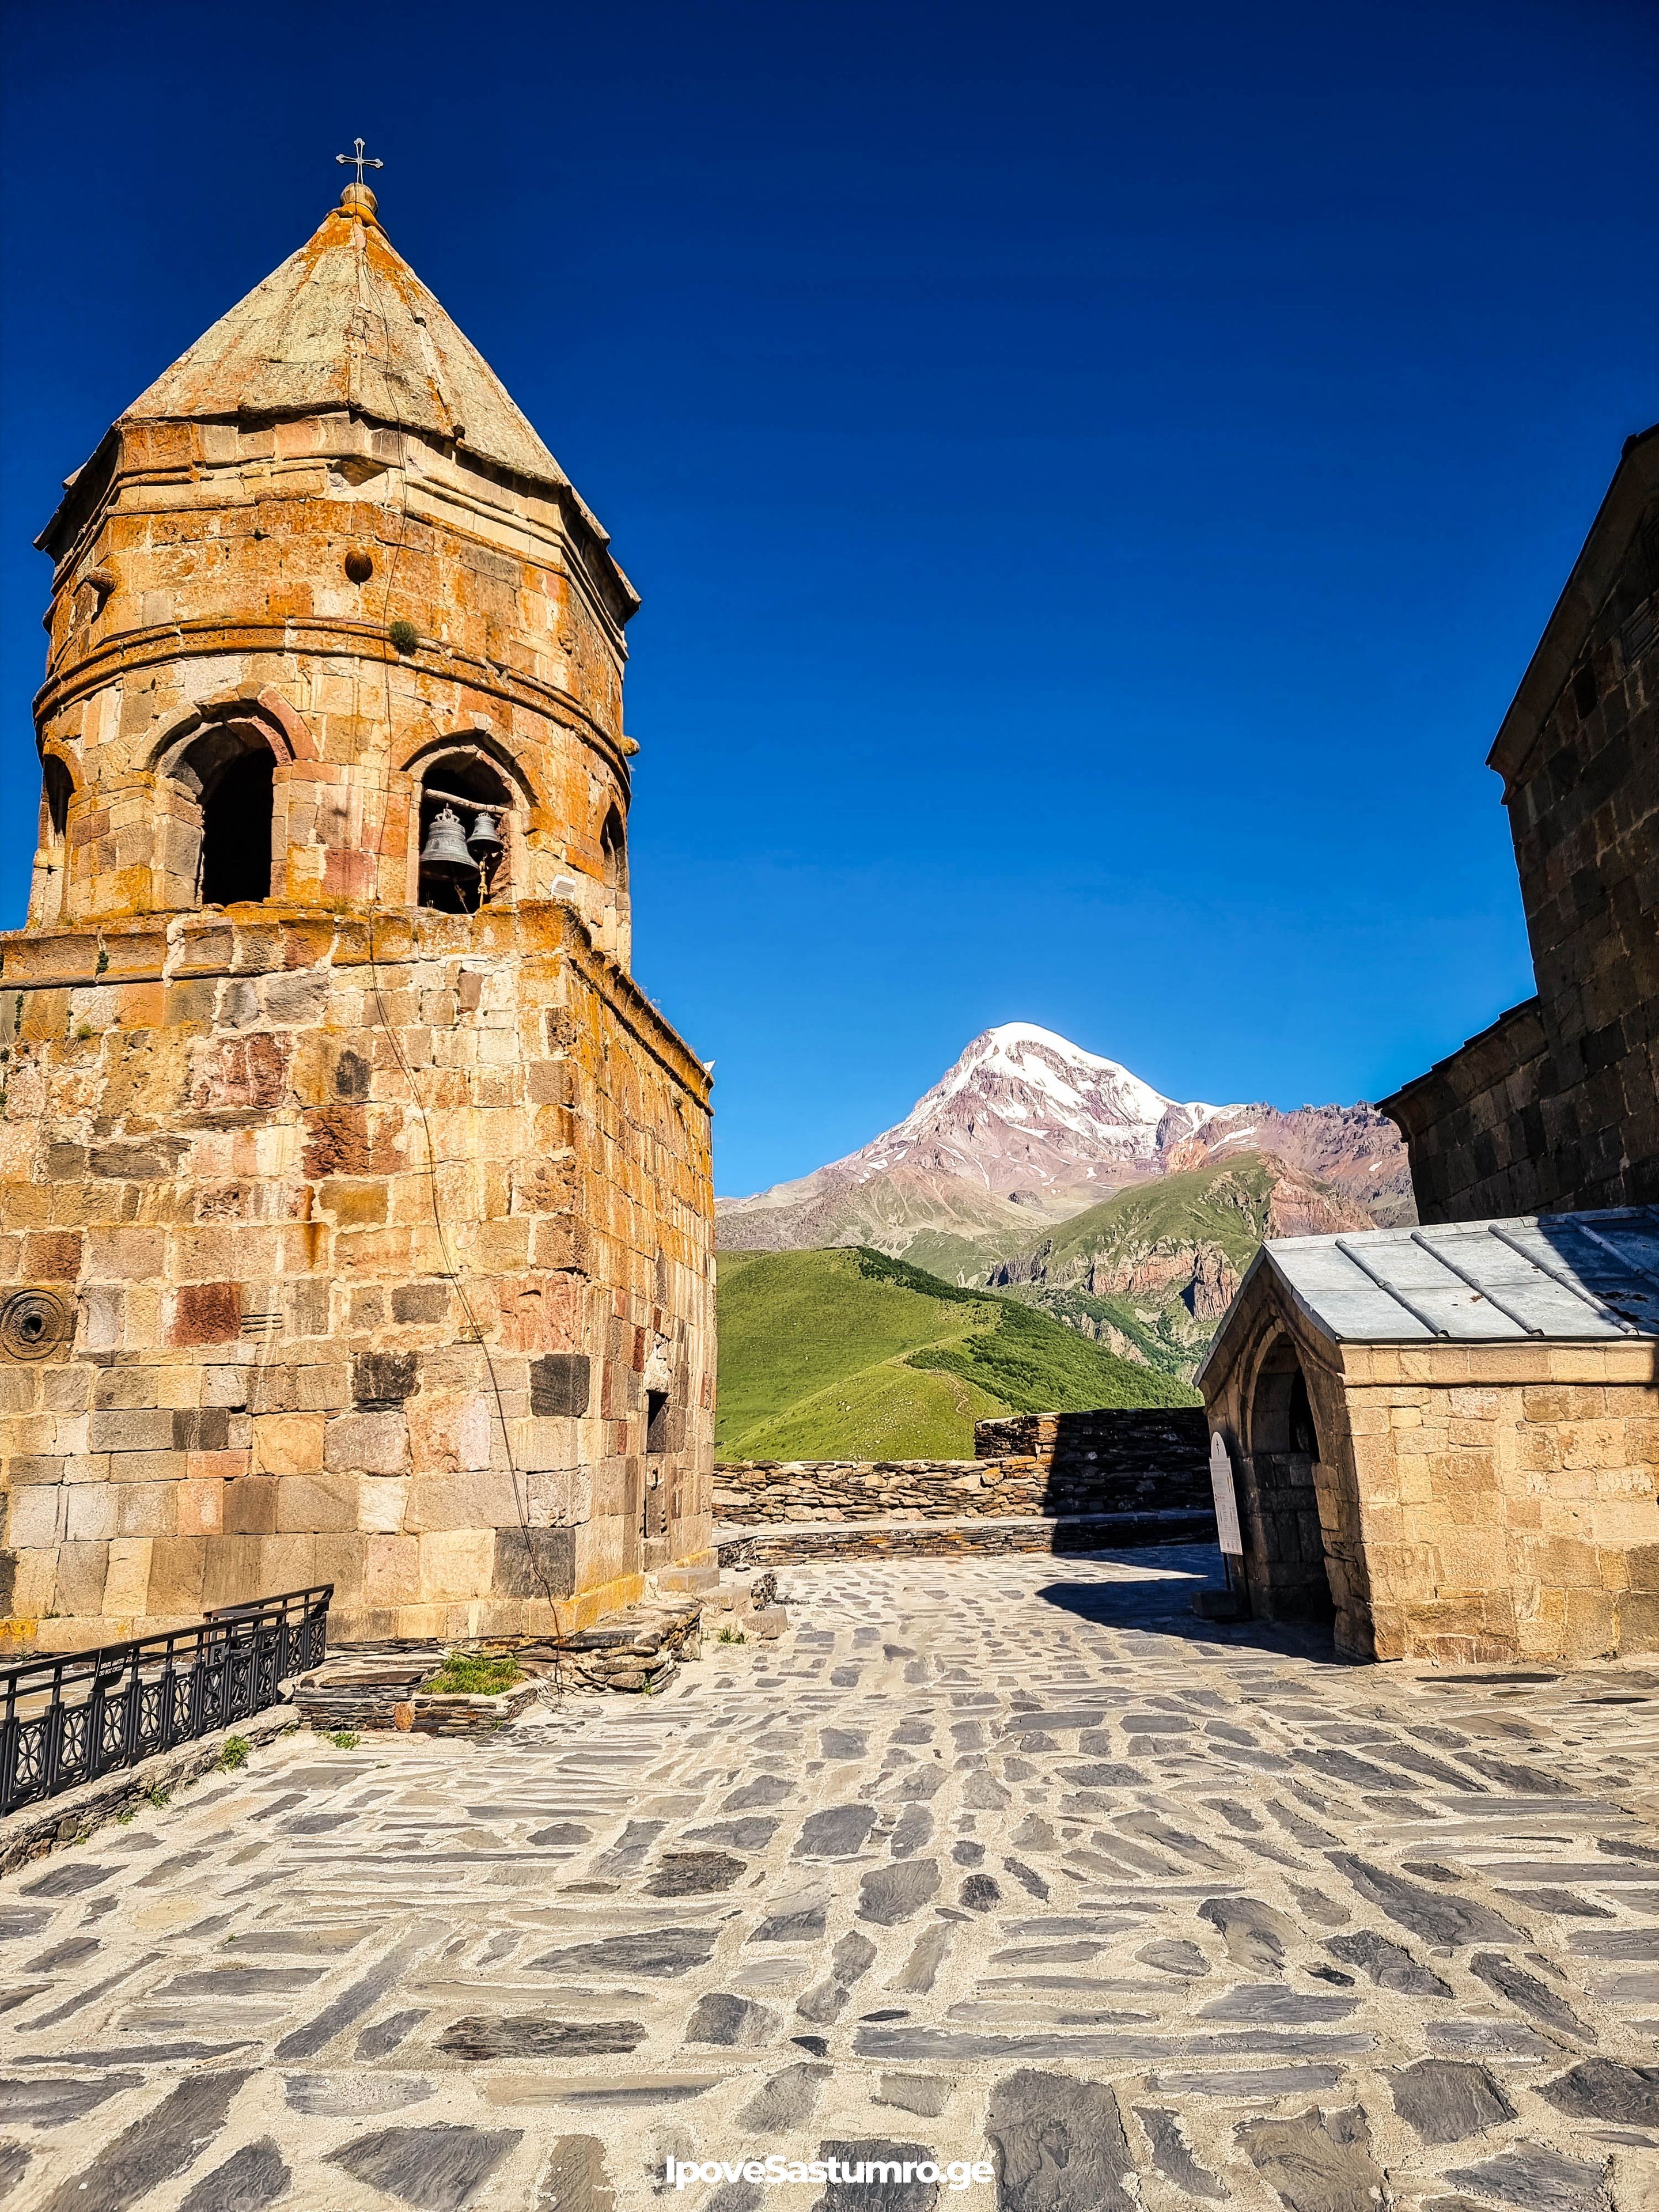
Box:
[1209,1431,1243,1557]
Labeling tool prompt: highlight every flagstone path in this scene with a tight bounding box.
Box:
[2,1544,1657,2210]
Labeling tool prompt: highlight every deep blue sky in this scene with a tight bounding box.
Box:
[2,1,1654,1196]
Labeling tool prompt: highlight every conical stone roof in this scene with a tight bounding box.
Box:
[122,185,570,494]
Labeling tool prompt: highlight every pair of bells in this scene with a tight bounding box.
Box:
[420,804,503,878]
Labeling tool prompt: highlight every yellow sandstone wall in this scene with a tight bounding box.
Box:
[31,409,637,964]
[1336,1340,1659,1666]
[1203,1291,1659,1665]
[0,902,714,1651]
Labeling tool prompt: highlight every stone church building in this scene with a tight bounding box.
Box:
[1199,426,1658,1666]
[1381,423,1657,1220]
[0,179,715,1649]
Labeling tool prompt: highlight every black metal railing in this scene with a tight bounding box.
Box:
[0,1585,331,1818]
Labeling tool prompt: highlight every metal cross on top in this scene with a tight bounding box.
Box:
[336,138,384,187]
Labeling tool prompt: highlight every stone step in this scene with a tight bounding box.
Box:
[655,1561,720,1594]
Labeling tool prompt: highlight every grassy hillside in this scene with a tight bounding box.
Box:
[1037,1154,1283,1279]
[716,1246,1197,1461]
[994,1154,1312,1382]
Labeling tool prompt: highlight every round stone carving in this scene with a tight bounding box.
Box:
[0,1287,73,1362]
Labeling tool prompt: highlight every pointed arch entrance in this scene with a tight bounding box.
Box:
[1240,1333,1338,1622]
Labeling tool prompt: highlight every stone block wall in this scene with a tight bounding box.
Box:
[713,1438,1213,1525]
[0,899,714,1650]
[1200,1264,1659,1664]
[1333,1340,1659,1665]
[1380,1001,1554,1225]
[972,1407,1210,1478]
[1383,440,1657,1222]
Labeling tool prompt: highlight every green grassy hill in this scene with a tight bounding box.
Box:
[994,1153,1364,1382]
[1036,1154,1283,1280]
[716,1245,1197,1461]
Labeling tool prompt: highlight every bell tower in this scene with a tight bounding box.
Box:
[29,176,637,964]
[1,177,715,1650]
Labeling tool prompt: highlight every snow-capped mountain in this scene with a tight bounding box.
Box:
[717,1022,1414,1262]
[855,1024,1226,1196]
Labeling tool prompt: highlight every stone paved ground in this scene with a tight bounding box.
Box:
[3,1545,1658,2212]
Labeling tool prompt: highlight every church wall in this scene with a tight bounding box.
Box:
[0,901,714,1651]
[1382,457,1658,1223]
[1201,1270,1659,1666]
[1381,999,1554,1224]
[1502,491,1659,1212]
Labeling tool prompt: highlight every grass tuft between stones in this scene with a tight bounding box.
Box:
[425,1651,524,1698]
[218,1733,252,1771]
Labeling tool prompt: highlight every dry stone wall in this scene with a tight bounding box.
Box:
[715,1413,1213,1527]
[717,1509,1215,1567]
[972,1406,1209,1475]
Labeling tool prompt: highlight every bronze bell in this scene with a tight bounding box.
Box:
[467,808,504,866]
[419,804,476,877]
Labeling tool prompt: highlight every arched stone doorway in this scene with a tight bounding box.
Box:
[1240,1333,1337,1623]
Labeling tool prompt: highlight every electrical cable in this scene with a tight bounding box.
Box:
[343,195,575,1710]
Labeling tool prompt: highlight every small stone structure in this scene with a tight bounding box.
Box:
[0,180,714,1650]
[288,1570,780,1719]
[1197,1207,1659,1664]
[1382,423,1657,1219]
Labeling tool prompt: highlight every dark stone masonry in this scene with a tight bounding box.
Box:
[1384,425,1658,1220]
[974,1407,1211,1479]
[714,1408,1213,1527]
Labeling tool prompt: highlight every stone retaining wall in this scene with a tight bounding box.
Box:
[0,1700,295,1878]
[715,1508,1216,1567]
[972,1406,1210,1473]
[714,1432,1211,1526]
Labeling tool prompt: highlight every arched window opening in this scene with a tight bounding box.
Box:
[200,748,275,906]
[42,757,73,843]
[1250,1338,1323,1463]
[158,726,276,910]
[32,756,75,926]
[416,753,513,914]
[601,805,627,900]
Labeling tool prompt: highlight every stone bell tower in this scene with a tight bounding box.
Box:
[0,175,715,1649]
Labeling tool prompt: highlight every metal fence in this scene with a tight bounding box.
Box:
[0,1585,331,1818]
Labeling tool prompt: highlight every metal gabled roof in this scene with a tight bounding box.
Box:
[1196,1205,1659,1384]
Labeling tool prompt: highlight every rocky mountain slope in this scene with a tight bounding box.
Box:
[718,1022,1414,1272]
[988,1153,1377,1382]
[717,1023,1414,1385]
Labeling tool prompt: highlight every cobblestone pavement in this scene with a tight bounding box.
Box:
[3,1546,1658,2211]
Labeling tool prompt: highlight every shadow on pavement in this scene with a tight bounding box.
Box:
[1035,1548,1344,1665]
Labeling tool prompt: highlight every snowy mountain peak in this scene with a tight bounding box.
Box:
[872,1024,1229,1180]
[717,1022,1415,1257]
